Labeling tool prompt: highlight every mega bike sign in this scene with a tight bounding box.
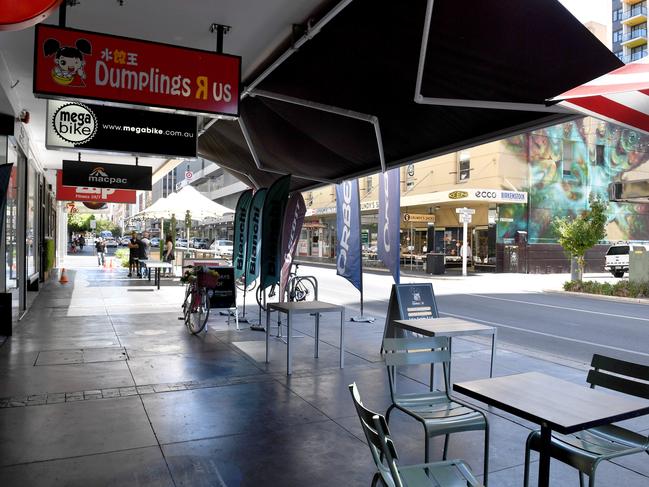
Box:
[33,25,240,116]
[55,170,136,203]
[46,100,197,157]
[62,160,152,191]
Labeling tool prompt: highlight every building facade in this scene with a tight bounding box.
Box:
[612,0,648,63]
[299,118,649,273]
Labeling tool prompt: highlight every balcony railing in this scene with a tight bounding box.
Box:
[623,51,648,63]
[622,5,647,20]
[622,29,648,42]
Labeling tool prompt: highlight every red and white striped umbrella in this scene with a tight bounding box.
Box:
[551,58,649,134]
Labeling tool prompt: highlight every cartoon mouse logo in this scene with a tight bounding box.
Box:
[43,38,92,87]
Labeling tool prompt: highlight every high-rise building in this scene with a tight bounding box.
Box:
[612,0,648,63]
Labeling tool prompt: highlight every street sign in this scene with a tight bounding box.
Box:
[89,220,96,229]
[185,170,193,180]
[456,207,475,214]
[459,213,472,223]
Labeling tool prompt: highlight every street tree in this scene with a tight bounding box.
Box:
[553,194,608,281]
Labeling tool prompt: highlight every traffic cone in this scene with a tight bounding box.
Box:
[59,268,69,284]
[110,258,115,270]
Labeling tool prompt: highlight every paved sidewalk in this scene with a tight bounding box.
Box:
[0,252,647,486]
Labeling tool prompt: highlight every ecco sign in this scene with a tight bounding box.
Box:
[62,160,152,190]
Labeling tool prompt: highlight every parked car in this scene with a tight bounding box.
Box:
[210,239,233,257]
[104,238,118,248]
[176,238,188,248]
[190,237,210,249]
[119,237,130,246]
[605,242,649,277]
[150,237,160,247]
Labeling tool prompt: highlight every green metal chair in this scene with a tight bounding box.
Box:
[349,382,483,487]
[383,337,490,486]
[524,354,649,487]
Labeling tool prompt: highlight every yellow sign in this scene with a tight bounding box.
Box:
[403,213,434,223]
[449,191,469,200]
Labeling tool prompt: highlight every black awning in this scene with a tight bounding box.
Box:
[200,0,622,190]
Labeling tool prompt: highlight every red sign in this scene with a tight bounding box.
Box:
[34,25,240,117]
[56,170,136,203]
[0,0,62,31]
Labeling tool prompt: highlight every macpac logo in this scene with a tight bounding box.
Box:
[337,181,353,274]
[449,191,468,200]
[52,103,97,145]
[88,166,127,185]
[475,190,497,199]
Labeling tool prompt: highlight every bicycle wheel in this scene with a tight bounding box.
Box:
[187,288,210,334]
[291,277,316,302]
[235,276,256,292]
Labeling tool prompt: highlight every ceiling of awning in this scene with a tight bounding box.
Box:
[200,0,622,191]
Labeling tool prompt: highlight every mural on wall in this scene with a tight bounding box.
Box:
[501,119,649,244]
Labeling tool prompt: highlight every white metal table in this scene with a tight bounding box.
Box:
[265,300,345,375]
[143,262,173,290]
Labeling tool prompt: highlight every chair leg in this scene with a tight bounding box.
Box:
[523,432,534,487]
[579,472,586,487]
[385,404,395,424]
[442,434,450,460]
[371,472,382,487]
[483,422,490,487]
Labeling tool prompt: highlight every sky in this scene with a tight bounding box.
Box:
[560,0,611,27]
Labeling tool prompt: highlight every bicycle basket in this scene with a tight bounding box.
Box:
[197,269,219,288]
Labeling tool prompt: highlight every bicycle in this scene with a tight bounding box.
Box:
[180,266,214,334]
[255,263,317,311]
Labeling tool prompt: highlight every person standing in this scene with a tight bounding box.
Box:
[95,237,106,266]
[78,234,85,251]
[138,231,151,278]
[127,231,141,278]
[163,235,174,276]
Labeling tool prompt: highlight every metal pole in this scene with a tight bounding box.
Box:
[462,217,468,277]
[58,1,66,27]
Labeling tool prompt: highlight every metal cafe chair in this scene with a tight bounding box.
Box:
[349,383,483,487]
[524,354,649,487]
[383,337,490,486]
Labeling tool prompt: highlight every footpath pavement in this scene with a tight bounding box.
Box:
[0,251,647,486]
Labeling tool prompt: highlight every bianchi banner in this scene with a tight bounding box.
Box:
[279,193,306,301]
[378,168,400,284]
[46,100,196,158]
[244,188,267,285]
[336,179,362,292]
[232,189,253,281]
[260,175,291,290]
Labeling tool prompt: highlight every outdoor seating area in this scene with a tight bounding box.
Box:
[1,254,649,486]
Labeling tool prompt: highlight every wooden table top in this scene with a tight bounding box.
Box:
[394,317,495,337]
[268,300,344,314]
[454,372,649,434]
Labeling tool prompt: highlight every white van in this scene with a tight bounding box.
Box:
[604,242,649,277]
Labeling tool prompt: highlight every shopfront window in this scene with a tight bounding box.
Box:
[5,143,18,288]
[26,163,37,278]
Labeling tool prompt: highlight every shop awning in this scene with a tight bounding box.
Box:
[199,0,621,191]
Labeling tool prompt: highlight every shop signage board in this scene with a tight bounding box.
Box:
[46,100,197,157]
[62,160,152,191]
[33,25,241,116]
[403,213,434,223]
[382,283,439,342]
[55,170,136,203]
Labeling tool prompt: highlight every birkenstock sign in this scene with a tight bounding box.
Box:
[33,24,241,116]
[62,160,152,191]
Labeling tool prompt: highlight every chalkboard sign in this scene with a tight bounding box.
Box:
[382,283,439,343]
[203,266,236,309]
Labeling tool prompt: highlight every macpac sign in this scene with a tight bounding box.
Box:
[46,100,197,157]
[33,24,240,116]
[62,160,152,191]
[55,170,136,203]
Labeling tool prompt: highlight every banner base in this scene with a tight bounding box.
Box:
[249,324,265,332]
[351,315,376,323]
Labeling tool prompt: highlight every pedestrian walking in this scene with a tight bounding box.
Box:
[95,237,106,266]
[79,235,85,251]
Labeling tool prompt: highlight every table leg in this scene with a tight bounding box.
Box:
[287,312,292,375]
[339,309,345,369]
[490,330,497,378]
[156,268,161,290]
[314,311,320,358]
[538,424,552,487]
[148,267,151,282]
[265,307,270,363]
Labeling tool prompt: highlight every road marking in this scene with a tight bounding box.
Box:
[467,293,649,322]
[442,311,649,359]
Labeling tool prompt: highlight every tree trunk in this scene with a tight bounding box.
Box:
[570,256,582,281]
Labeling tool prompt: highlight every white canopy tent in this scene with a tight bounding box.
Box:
[132,186,234,221]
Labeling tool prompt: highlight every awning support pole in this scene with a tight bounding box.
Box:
[413,0,569,113]
[251,89,387,173]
